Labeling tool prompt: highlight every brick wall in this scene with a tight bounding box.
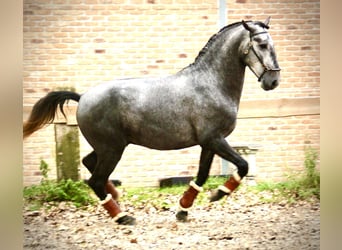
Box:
[227,0,320,101]
[225,0,320,182]
[230,115,320,181]
[23,0,320,187]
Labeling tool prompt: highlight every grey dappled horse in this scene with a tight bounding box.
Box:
[24,17,280,225]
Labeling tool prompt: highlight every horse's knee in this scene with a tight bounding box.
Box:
[237,158,249,178]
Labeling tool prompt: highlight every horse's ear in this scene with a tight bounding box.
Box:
[264,16,271,26]
[242,20,252,32]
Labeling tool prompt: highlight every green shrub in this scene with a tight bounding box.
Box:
[23,160,96,209]
[251,146,320,202]
[24,179,96,208]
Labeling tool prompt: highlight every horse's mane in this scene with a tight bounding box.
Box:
[193,21,243,63]
[192,20,268,64]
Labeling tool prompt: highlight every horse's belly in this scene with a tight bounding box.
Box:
[132,140,197,150]
[127,126,197,150]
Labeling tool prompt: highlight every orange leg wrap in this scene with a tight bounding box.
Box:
[223,175,240,193]
[180,185,199,209]
[101,194,122,218]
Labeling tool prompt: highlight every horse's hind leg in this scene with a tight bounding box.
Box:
[87,148,136,225]
[82,151,120,201]
[176,148,215,221]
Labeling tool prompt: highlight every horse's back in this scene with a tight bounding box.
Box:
[76,76,199,150]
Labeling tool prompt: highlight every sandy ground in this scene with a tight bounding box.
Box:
[24,188,320,250]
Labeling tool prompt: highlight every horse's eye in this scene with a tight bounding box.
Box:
[259,44,268,50]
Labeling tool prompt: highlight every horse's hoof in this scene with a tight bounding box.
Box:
[209,189,227,202]
[116,215,136,225]
[176,210,188,222]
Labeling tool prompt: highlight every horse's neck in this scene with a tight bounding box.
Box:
[181,32,246,104]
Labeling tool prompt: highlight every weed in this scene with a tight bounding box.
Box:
[23,161,96,209]
[249,146,320,203]
[39,159,49,179]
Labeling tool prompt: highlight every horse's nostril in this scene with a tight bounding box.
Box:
[272,80,278,88]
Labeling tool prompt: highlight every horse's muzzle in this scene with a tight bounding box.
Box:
[262,79,279,91]
[261,71,280,91]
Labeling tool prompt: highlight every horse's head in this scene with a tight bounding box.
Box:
[241,17,281,91]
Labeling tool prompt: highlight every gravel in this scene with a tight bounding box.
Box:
[24,188,320,250]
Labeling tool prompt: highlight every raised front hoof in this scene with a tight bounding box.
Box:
[116,215,136,225]
[176,210,188,222]
[210,189,228,202]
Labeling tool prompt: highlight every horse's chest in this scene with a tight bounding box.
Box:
[210,104,238,134]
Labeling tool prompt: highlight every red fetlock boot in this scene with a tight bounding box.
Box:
[210,172,242,202]
[220,172,242,194]
[100,194,124,219]
[177,181,203,221]
[100,194,136,225]
[179,181,203,209]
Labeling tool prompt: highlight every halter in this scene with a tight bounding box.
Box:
[244,31,281,82]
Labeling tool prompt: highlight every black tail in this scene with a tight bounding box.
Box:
[23,91,80,138]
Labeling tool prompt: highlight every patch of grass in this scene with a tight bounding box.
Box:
[24,179,96,209]
[249,146,320,203]
[23,160,96,210]
[202,175,229,190]
[25,146,319,211]
[121,176,228,210]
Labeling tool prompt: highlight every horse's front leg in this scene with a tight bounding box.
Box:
[206,138,248,202]
[176,148,214,221]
